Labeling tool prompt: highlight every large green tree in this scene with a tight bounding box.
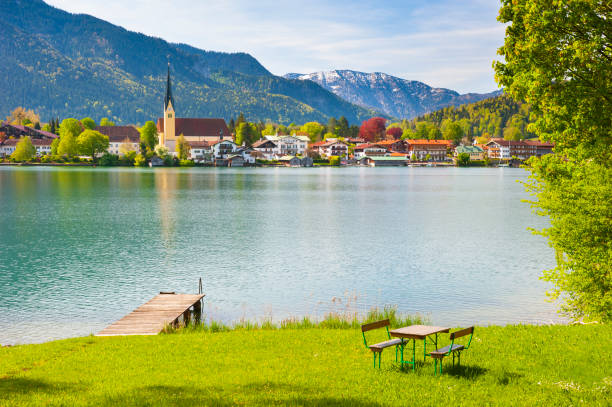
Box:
[81,117,96,130]
[301,122,324,142]
[139,121,158,151]
[495,0,611,321]
[11,136,36,161]
[235,122,258,146]
[59,118,83,139]
[77,130,109,163]
[442,122,464,144]
[58,132,78,157]
[175,134,190,160]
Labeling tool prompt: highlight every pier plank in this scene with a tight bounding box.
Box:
[96,293,204,336]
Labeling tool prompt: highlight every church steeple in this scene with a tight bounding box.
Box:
[164,62,175,111]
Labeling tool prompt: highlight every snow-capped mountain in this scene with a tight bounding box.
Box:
[284,70,502,119]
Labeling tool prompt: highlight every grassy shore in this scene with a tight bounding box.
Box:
[0,322,610,406]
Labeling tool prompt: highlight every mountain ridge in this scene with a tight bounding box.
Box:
[284,70,502,119]
[0,0,381,125]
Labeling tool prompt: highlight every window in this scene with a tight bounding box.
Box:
[167,113,173,118]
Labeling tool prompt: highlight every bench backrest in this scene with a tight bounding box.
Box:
[361,319,390,332]
[450,326,474,340]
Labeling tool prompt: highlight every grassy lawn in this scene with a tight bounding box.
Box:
[1,324,610,406]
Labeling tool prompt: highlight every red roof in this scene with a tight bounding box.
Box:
[252,139,276,148]
[95,126,140,143]
[157,118,230,139]
[188,141,210,148]
[405,139,451,147]
[2,138,53,146]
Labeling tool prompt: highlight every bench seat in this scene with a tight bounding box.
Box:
[369,338,403,352]
[429,344,464,358]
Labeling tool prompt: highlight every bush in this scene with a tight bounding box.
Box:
[329,156,341,166]
[179,159,195,167]
[123,151,137,165]
[99,152,119,167]
[134,153,147,167]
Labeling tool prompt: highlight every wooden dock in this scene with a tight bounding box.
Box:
[97,292,205,336]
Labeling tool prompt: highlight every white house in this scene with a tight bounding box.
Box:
[353,143,387,159]
[252,139,277,160]
[189,141,212,163]
[0,138,53,157]
[95,126,140,156]
[264,134,309,157]
[210,139,238,159]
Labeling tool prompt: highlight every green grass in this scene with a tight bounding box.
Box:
[1,323,610,406]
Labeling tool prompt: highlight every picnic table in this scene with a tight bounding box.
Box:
[390,325,450,371]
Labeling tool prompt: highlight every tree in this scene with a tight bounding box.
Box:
[134,153,147,167]
[261,123,276,136]
[59,118,83,139]
[386,127,403,140]
[99,117,115,126]
[50,138,60,155]
[359,117,386,142]
[503,126,522,141]
[139,121,158,151]
[495,0,611,321]
[442,122,464,145]
[77,130,109,163]
[58,132,78,157]
[235,122,258,146]
[301,122,324,142]
[6,107,39,126]
[81,117,96,130]
[10,137,36,161]
[456,152,470,167]
[176,134,190,160]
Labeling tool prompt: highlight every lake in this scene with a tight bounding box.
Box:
[0,166,562,345]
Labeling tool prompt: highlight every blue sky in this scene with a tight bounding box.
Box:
[45,0,505,93]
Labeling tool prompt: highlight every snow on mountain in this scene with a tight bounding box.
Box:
[284,70,502,119]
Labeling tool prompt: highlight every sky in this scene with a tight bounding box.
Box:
[45,0,505,93]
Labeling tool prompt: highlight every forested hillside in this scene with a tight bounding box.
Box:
[390,95,536,143]
[0,0,379,125]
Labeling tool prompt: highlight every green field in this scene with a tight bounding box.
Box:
[1,323,610,406]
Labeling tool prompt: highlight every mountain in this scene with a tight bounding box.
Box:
[0,0,380,125]
[284,70,502,119]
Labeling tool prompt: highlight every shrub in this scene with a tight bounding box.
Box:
[99,152,119,167]
[134,153,147,167]
[179,159,195,167]
[329,156,341,166]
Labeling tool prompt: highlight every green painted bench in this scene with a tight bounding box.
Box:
[361,319,404,368]
[428,326,474,375]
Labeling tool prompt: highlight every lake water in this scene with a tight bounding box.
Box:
[0,166,562,345]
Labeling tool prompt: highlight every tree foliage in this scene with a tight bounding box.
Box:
[10,136,36,161]
[301,122,325,142]
[359,117,386,142]
[77,129,109,163]
[175,134,190,160]
[235,122,259,146]
[442,122,464,144]
[139,121,158,151]
[386,127,403,140]
[495,0,611,321]
[99,117,115,126]
[59,118,83,139]
[81,117,96,130]
[456,152,470,167]
[5,107,39,126]
[58,132,78,157]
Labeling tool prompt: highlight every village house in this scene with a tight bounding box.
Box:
[311,140,348,158]
[524,139,554,156]
[235,147,256,165]
[359,156,408,167]
[455,145,485,160]
[264,134,309,157]
[252,139,278,160]
[95,125,140,156]
[0,122,57,157]
[375,139,408,153]
[278,155,302,167]
[188,141,212,163]
[405,139,451,161]
[353,143,388,159]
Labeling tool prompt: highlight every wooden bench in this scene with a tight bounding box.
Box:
[428,326,474,375]
[361,319,404,368]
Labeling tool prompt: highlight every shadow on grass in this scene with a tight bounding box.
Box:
[97,383,384,406]
[389,361,488,380]
[0,377,80,395]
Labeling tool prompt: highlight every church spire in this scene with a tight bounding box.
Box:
[164,62,175,111]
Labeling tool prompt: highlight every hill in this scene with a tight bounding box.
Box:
[285,70,502,119]
[0,0,380,125]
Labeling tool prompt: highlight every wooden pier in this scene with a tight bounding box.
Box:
[97,292,205,336]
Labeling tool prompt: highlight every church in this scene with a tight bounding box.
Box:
[156,64,231,151]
